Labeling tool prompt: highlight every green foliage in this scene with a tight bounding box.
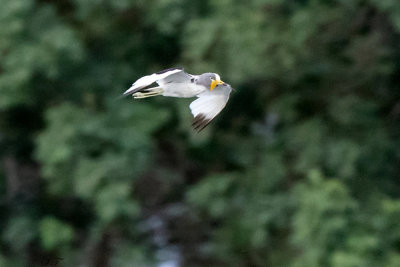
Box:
[3,215,38,252]
[39,217,74,251]
[0,0,83,109]
[187,173,236,218]
[291,170,356,267]
[0,0,399,266]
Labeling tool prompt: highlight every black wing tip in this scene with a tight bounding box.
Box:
[155,67,184,75]
[192,114,212,132]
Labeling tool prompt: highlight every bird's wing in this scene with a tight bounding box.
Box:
[156,69,195,85]
[123,68,193,96]
[190,84,232,131]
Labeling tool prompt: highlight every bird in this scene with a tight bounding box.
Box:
[123,68,233,131]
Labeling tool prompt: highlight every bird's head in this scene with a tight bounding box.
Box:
[198,73,225,91]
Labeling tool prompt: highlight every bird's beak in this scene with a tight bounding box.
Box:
[210,79,224,91]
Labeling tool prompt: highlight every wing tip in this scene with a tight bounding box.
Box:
[123,84,139,96]
[122,90,132,96]
[192,114,212,132]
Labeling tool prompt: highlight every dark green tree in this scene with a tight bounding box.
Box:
[1,0,399,266]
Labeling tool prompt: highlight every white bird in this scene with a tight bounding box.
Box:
[123,68,233,131]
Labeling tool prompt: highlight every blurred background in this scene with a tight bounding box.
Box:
[1,0,400,266]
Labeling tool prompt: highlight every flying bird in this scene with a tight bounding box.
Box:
[123,68,233,131]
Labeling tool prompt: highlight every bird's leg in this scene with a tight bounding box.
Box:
[132,87,163,99]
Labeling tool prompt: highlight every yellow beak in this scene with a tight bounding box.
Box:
[210,79,224,91]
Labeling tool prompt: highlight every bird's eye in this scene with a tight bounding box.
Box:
[210,77,214,80]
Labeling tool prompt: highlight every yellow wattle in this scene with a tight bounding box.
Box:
[210,80,218,91]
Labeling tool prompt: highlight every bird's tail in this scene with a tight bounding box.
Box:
[130,86,164,99]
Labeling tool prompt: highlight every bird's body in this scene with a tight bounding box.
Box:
[161,82,204,97]
[123,68,233,131]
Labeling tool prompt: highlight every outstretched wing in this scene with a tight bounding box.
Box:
[190,84,232,132]
[123,68,193,96]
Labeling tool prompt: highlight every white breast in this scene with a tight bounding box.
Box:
[160,82,206,98]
